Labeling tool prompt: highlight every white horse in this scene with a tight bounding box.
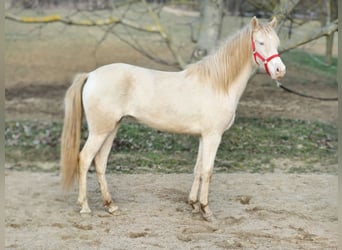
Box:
[61,16,285,221]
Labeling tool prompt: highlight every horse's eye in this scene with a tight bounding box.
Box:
[259,42,264,45]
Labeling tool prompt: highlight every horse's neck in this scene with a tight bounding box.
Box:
[217,27,254,97]
[219,28,256,104]
[228,61,256,104]
[186,27,256,99]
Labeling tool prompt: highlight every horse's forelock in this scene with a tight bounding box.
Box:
[258,23,280,46]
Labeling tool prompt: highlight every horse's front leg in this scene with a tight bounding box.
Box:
[189,138,203,213]
[198,133,222,221]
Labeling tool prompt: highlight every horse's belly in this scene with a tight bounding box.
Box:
[132,106,203,135]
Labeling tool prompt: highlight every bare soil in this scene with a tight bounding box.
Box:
[5,172,338,249]
[5,13,338,249]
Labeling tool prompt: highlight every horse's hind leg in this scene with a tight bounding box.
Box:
[94,126,120,214]
[78,133,108,214]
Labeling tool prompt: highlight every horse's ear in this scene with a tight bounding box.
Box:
[251,16,260,31]
[270,16,277,28]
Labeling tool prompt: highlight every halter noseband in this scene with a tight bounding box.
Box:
[251,35,280,76]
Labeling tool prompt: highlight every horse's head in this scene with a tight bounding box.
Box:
[250,16,286,80]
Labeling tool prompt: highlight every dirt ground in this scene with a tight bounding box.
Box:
[5,11,338,249]
[5,172,338,249]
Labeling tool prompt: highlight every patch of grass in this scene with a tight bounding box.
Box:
[5,117,337,173]
[216,117,337,173]
[282,50,337,80]
[5,121,62,162]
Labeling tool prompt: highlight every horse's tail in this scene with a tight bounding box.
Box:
[60,73,88,191]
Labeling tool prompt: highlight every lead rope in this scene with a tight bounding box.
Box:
[275,81,338,101]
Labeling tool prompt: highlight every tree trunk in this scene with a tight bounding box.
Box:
[324,0,337,65]
[325,32,334,65]
[191,0,224,61]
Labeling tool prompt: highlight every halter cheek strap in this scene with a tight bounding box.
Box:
[251,36,280,76]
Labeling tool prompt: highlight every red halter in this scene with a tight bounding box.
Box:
[251,35,280,76]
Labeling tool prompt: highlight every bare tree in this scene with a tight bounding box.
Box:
[191,0,224,61]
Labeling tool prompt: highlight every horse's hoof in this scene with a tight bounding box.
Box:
[80,207,92,214]
[191,203,201,214]
[200,205,217,223]
[202,212,216,223]
[108,205,120,215]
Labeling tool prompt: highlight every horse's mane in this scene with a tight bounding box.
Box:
[185,25,253,93]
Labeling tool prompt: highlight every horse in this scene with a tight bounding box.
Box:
[60,16,286,221]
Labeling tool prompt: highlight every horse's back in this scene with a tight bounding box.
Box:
[83,63,184,104]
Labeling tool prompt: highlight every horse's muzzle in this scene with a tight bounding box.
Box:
[273,65,286,80]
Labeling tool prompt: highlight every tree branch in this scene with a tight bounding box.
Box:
[280,19,338,53]
[142,0,186,69]
[113,27,180,67]
[5,12,161,33]
[273,0,301,31]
